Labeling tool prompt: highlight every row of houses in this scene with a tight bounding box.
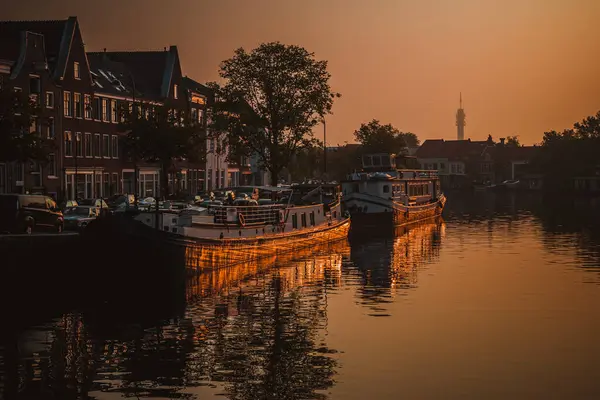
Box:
[415,137,541,189]
[0,16,258,201]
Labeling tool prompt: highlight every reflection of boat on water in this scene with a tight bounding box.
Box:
[347,219,445,305]
[5,238,349,400]
[185,236,348,300]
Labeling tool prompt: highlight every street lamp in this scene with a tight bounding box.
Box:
[322,118,327,178]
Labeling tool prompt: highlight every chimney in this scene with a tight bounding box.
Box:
[500,138,505,145]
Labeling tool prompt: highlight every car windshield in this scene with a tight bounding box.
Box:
[65,207,91,216]
[78,199,95,205]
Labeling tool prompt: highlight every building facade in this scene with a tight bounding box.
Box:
[0,17,209,200]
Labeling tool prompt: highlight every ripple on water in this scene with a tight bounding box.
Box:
[2,193,600,399]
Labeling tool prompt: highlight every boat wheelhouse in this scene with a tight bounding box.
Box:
[341,153,446,229]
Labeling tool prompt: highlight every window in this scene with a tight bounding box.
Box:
[74,62,80,79]
[47,154,57,177]
[292,213,298,229]
[111,173,119,195]
[84,133,91,157]
[45,91,54,108]
[29,75,40,94]
[64,131,73,157]
[111,135,119,159]
[93,97,101,120]
[45,118,55,139]
[301,213,307,228]
[310,211,315,226]
[93,134,101,158]
[95,173,102,197]
[103,173,109,196]
[198,110,204,125]
[75,132,82,157]
[102,98,109,121]
[84,95,92,119]
[191,108,198,122]
[102,134,110,157]
[63,91,72,117]
[173,84,178,99]
[30,118,40,135]
[383,185,390,193]
[111,100,117,123]
[74,93,82,118]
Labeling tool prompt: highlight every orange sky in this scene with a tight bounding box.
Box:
[5,0,600,146]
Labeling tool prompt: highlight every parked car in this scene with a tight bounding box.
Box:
[77,198,110,216]
[59,199,78,211]
[63,206,99,231]
[0,194,64,234]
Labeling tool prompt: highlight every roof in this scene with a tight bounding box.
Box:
[0,17,79,81]
[416,139,489,160]
[182,76,213,102]
[86,48,175,100]
[86,52,137,98]
[489,145,539,161]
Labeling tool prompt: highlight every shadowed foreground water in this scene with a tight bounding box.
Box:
[1,192,600,399]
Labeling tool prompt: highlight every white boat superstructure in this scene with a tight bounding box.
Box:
[133,185,348,242]
[341,153,446,228]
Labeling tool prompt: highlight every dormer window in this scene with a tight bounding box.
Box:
[173,84,178,99]
[74,62,80,79]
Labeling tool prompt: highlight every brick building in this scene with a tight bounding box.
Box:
[0,17,208,200]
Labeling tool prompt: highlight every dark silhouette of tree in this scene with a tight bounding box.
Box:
[207,42,340,186]
[0,86,53,163]
[119,102,206,199]
[506,135,521,147]
[353,119,416,154]
[398,131,420,147]
[532,111,600,190]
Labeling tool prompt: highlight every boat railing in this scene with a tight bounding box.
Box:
[212,204,287,226]
[346,169,439,181]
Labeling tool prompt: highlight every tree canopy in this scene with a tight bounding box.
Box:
[505,135,521,147]
[208,42,340,185]
[532,110,600,189]
[353,119,418,154]
[0,87,53,163]
[119,102,206,198]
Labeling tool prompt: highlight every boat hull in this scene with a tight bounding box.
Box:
[343,193,445,230]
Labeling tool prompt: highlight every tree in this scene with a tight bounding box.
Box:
[531,111,600,190]
[208,42,340,186]
[119,102,206,199]
[506,135,521,147]
[398,131,420,147]
[353,119,415,154]
[0,87,53,163]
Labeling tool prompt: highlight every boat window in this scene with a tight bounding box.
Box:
[292,213,298,229]
[301,213,307,228]
[363,155,372,167]
[383,185,390,193]
[381,155,391,167]
[352,183,359,193]
[372,155,381,166]
[310,211,315,226]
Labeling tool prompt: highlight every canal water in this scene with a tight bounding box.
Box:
[1,192,599,399]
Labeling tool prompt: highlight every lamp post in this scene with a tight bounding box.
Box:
[127,72,139,209]
[322,118,327,178]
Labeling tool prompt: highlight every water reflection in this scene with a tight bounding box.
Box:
[347,220,445,315]
[0,239,350,400]
[3,193,600,399]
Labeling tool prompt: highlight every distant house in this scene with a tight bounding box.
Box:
[415,139,493,189]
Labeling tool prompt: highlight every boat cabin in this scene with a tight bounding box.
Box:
[362,153,397,172]
[343,153,442,205]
